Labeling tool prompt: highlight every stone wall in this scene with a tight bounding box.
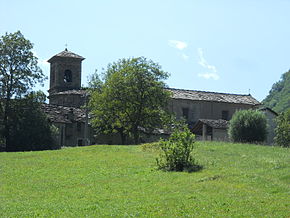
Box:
[49,94,85,108]
[262,110,277,145]
[168,99,256,123]
[212,128,229,141]
[53,122,95,147]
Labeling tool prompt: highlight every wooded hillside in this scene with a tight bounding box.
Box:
[262,70,290,113]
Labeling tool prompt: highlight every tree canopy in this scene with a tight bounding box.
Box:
[89,57,171,144]
[0,31,46,150]
[5,92,58,151]
[262,70,290,113]
[274,109,290,147]
[228,110,267,143]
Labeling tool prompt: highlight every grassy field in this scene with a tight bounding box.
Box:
[0,142,289,217]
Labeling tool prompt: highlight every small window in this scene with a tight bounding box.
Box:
[222,110,229,120]
[64,69,72,83]
[182,108,189,120]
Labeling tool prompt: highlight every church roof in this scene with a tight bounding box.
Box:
[48,49,85,62]
[198,119,229,129]
[41,103,86,124]
[168,88,260,105]
[259,107,278,116]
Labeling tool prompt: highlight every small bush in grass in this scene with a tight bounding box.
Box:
[156,127,202,172]
[275,109,290,147]
[228,110,267,143]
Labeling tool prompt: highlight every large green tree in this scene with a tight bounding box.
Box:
[7,91,58,151]
[262,70,290,113]
[89,57,171,144]
[0,31,45,150]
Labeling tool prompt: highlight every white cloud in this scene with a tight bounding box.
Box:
[168,40,188,50]
[180,53,189,61]
[198,72,220,80]
[197,48,220,80]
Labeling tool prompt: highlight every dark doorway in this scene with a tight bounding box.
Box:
[77,139,83,146]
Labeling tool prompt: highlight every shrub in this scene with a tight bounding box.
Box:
[228,110,267,143]
[156,127,202,172]
[275,109,290,147]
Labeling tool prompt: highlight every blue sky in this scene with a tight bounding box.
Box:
[1,0,290,101]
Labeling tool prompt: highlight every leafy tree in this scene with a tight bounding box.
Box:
[0,31,45,150]
[228,110,267,143]
[89,57,171,144]
[262,70,290,113]
[156,126,202,172]
[6,92,59,152]
[87,70,103,91]
[274,109,290,147]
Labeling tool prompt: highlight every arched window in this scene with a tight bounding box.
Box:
[64,69,72,83]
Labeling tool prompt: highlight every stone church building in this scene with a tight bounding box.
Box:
[43,49,265,146]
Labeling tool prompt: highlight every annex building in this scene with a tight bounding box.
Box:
[43,49,274,146]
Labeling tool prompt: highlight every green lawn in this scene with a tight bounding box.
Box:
[0,142,289,217]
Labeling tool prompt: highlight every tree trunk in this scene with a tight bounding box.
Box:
[119,128,127,145]
[133,127,139,145]
[3,73,13,151]
[3,98,11,151]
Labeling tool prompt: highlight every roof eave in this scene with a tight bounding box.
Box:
[171,97,261,106]
[47,55,85,63]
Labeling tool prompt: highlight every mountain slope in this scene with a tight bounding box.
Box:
[262,70,290,113]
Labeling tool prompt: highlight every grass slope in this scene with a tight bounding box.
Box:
[0,142,289,217]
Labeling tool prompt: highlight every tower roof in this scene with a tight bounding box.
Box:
[48,48,85,63]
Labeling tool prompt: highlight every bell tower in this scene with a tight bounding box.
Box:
[48,49,85,95]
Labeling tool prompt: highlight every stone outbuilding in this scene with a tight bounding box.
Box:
[191,119,229,141]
